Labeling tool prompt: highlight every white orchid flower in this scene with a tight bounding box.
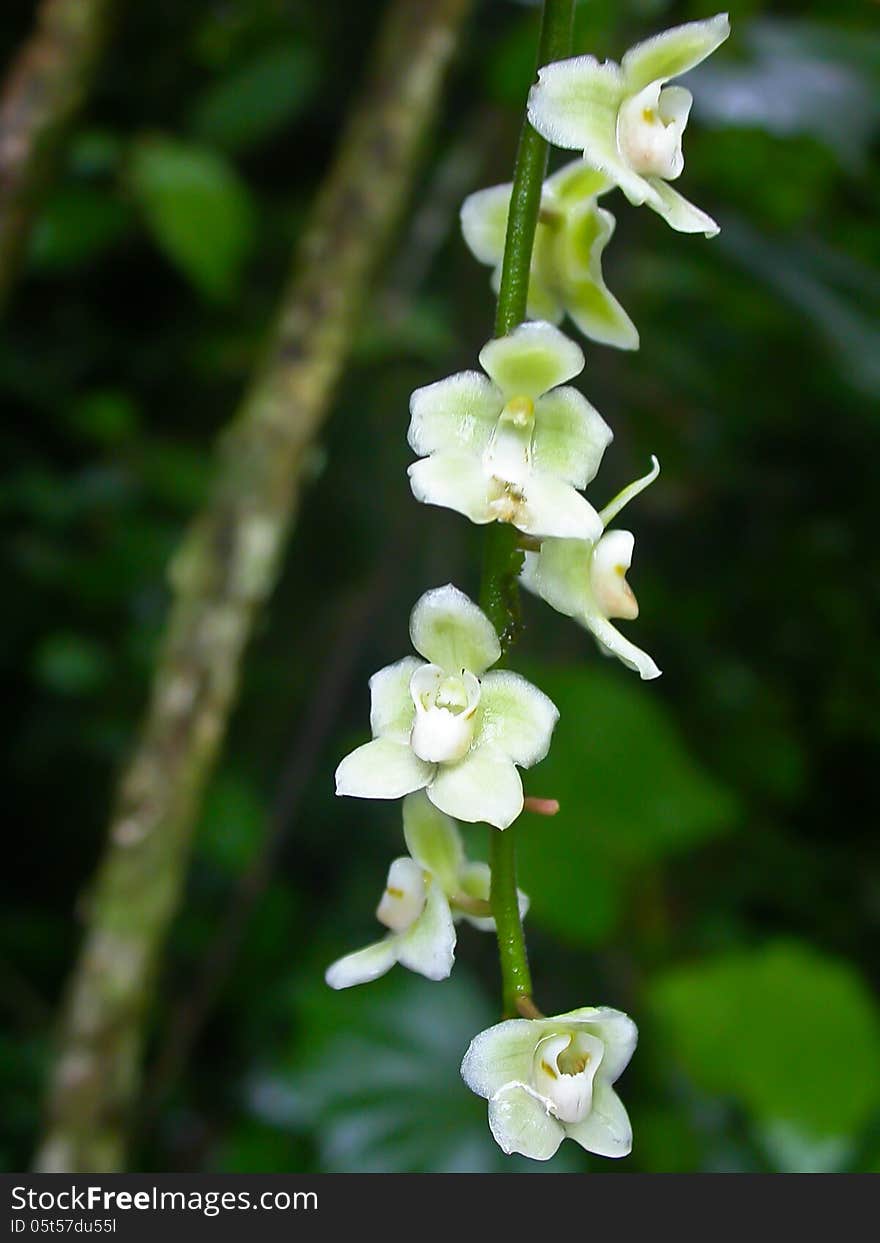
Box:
[521,457,661,680]
[461,1005,637,1161]
[335,585,559,829]
[407,322,612,542]
[461,160,638,350]
[325,792,529,990]
[527,14,730,237]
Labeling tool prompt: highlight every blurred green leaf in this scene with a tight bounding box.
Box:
[189,45,317,153]
[29,186,132,271]
[137,440,211,509]
[68,129,125,177]
[650,941,880,1139]
[128,137,256,300]
[515,665,738,944]
[68,391,141,446]
[33,633,110,695]
[198,770,267,873]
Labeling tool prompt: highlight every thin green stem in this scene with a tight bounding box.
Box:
[490,824,531,1017]
[482,0,574,1019]
[494,0,574,337]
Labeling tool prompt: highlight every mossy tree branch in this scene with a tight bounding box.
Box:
[0,0,116,312]
[35,0,472,1173]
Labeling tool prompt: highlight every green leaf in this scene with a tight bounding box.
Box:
[68,391,140,446]
[198,769,267,873]
[650,941,880,1139]
[29,186,132,271]
[189,45,317,153]
[34,633,110,695]
[128,136,256,301]
[515,664,738,945]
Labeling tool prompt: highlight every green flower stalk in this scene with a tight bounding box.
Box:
[329,1,732,1165]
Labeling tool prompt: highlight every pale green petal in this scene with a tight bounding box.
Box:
[369,656,422,742]
[599,455,660,526]
[325,939,397,990]
[644,177,719,237]
[479,322,583,399]
[560,204,639,350]
[527,56,623,153]
[621,13,731,94]
[566,277,640,350]
[488,1085,565,1160]
[460,183,510,266]
[408,371,502,457]
[528,59,649,204]
[335,738,433,800]
[518,473,604,542]
[477,670,559,767]
[520,537,592,621]
[408,451,492,525]
[409,583,500,676]
[533,385,613,488]
[401,789,463,893]
[428,743,522,829]
[522,270,565,325]
[557,198,614,281]
[564,1079,633,1158]
[585,607,661,680]
[395,876,456,981]
[460,1018,542,1098]
[457,861,528,932]
[551,1005,639,1082]
[545,158,612,205]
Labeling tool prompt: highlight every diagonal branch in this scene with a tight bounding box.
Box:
[35,0,472,1173]
[0,0,116,312]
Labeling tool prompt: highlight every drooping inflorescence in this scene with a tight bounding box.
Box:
[329,12,730,1163]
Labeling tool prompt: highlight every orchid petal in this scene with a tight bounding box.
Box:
[335,738,433,800]
[409,584,500,676]
[428,743,523,829]
[477,670,559,767]
[479,322,584,399]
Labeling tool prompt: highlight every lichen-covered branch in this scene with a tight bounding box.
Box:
[0,0,115,312]
[35,0,472,1173]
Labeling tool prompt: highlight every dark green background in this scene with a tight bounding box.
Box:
[2,0,878,1172]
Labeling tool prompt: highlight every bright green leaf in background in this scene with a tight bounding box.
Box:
[128,137,256,301]
[514,666,739,945]
[189,45,317,153]
[650,941,880,1140]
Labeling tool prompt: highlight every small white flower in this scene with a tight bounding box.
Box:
[527,14,730,237]
[461,1005,637,1161]
[521,457,661,680]
[460,160,638,350]
[407,322,612,541]
[335,585,559,829]
[326,792,528,989]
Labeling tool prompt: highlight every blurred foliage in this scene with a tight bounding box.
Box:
[1,0,878,1174]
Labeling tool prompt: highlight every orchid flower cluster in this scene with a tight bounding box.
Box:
[329,13,729,1163]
